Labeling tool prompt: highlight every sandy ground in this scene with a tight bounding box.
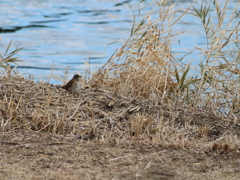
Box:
[1,130,240,180]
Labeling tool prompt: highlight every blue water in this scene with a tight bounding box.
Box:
[0,0,239,84]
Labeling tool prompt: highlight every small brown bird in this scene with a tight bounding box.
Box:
[61,74,82,93]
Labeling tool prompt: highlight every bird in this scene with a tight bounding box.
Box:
[61,74,82,93]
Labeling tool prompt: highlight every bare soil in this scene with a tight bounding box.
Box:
[0,130,240,180]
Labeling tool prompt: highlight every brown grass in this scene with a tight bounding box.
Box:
[1,130,240,180]
[0,74,239,150]
[0,0,240,179]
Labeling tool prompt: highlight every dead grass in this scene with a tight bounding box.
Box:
[0,130,240,180]
[0,0,239,154]
[0,75,239,151]
[0,0,240,179]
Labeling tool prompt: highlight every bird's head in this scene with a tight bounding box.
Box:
[73,74,82,81]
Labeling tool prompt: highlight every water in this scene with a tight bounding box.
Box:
[0,0,239,84]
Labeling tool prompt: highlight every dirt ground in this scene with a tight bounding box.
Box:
[0,130,240,180]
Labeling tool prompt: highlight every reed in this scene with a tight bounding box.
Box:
[0,40,23,73]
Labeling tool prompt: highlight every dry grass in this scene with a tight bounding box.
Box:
[0,0,240,179]
[0,73,239,150]
[0,0,239,152]
[1,130,240,180]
